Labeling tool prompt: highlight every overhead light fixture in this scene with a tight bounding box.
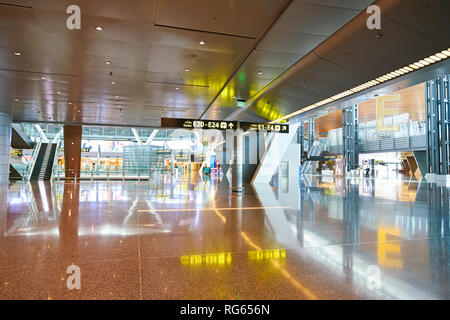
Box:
[14,51,21,56]
[111,81,116,85]
[175,87,179,90]
[115,95,119,98]
[257,71,263,75]
[105,60,111,65]
[184,68,190,72]
[270,47,450,123]
[40,76,46,80]
[199,40,206,45]
[68,102,72,105]
[57,91,61,94]
[95,26,103,31]
[14,98,19,102]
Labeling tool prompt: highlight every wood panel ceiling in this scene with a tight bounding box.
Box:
[0,0,286,126]
[2,0,446,128]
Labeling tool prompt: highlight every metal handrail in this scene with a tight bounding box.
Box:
[50,138,62,181]
[27,139,43,180]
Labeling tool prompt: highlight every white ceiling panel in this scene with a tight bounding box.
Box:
[296,0,374,10]
[273,1,361,36]
[257,30,327,55]
[155,0,287,38]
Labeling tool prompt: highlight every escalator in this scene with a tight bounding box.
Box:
[301,141,322,174]
[9,150,29,180]
[9,165,23,180]
[11,123,34,149]
[30,143,57,180]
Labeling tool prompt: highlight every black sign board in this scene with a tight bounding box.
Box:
[303,155,337,161]
[161,118,289,133]
[161,118,237,130]
[240,122,289,133]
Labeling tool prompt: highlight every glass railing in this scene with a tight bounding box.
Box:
[52,167,173,180]
[325,119,426,150]
[358,120,426,141]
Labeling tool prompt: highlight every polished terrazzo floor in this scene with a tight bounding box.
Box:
[0,174,449,299]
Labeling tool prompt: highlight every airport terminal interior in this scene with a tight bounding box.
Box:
[0,0,450,300]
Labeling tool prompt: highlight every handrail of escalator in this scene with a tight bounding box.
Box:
[50,139,62,181]
[26,139,43,180]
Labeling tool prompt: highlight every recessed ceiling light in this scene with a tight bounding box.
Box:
[14,98,19,102]
[68,102,72,105]
[14,51,21,56]
[41,76,46,80]
[184,68,190,72]
[105,60,111,65]
[257,71,263,75]
[95,26,103,31]
[57,91,61,94]
[111,81,116,85]
[199,40,206,45]
[115,95,119,98]
[175,87,179,90]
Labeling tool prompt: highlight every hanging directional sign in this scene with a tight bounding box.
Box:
[303,155,336,161]
[240,122,289,133]
[161,117,237,130]
[161,118,288,133]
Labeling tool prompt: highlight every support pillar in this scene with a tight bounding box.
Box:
[426,76,450,176]
[0,112,12,184]
[307,118,314,151]
[342,104,359,172]
[64,125,82,179]
[298,122,304,165]
[231,123,243,193]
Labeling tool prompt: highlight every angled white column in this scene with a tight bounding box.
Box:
[131,128,142,145]
[145,129,159,145]
[34,124,49,143]
[251,121,300,185]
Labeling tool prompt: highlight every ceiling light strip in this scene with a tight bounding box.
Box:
[271,47,450,123]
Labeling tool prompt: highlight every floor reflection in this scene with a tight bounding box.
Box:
[0,174,449,299]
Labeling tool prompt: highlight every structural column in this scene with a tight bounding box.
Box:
[342,104,359,172]
[64,125,82,179]
[231,124,243,192]
[298,122,304,165]
[425,76,450,175]
[0,112,12,184]
[307,118,314,150]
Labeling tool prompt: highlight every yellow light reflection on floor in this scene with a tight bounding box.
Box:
[248,249,287,261]
[214,209,226,224]
[241,232,318,300]
[138,206,289,213]
[180,252,232,267]
[271,260,318,300]
[377,227,403,268]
